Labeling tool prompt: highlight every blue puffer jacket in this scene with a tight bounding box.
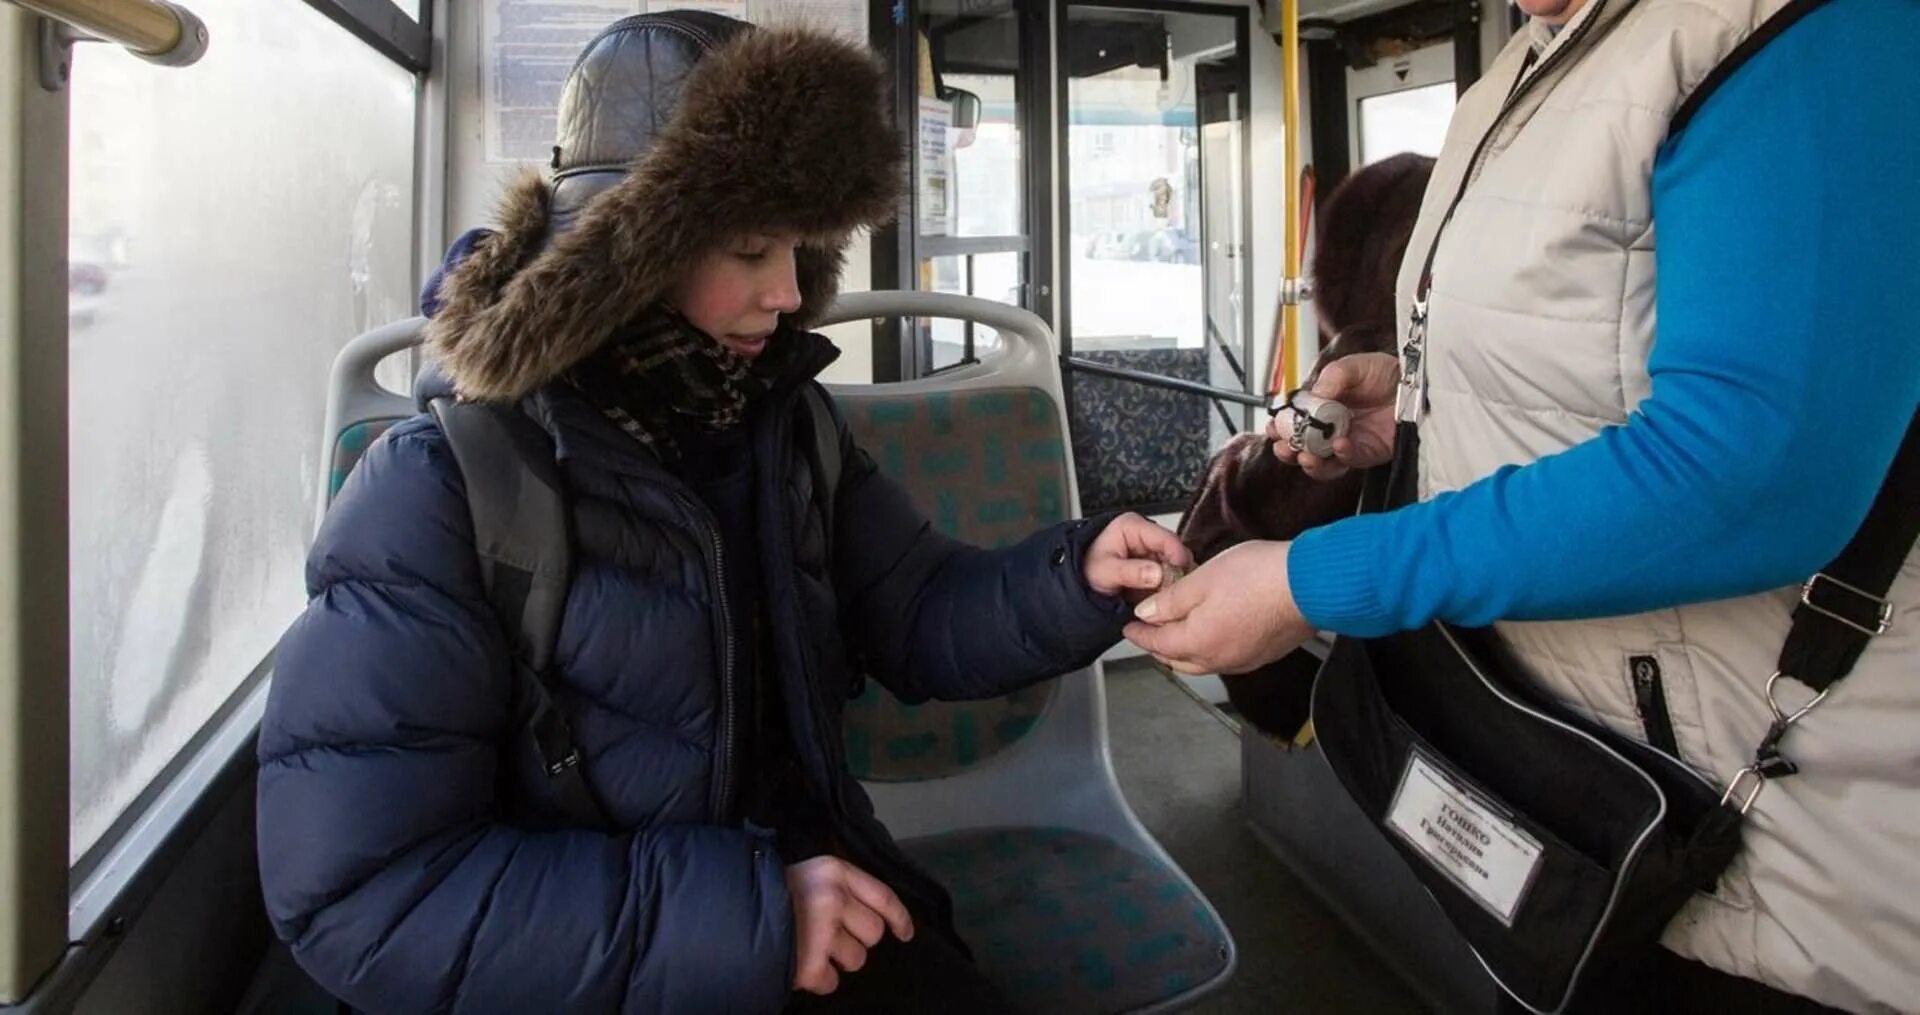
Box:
[258,339,1129,1015]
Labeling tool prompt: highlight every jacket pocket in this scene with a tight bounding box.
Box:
[1628,654,1681,758]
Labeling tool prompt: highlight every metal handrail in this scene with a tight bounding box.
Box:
[10,0,207,66]
[1065,355,1267,409]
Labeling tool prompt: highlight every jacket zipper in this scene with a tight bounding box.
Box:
[1399,0,1615,423]
[668,490,739,822]
[1629,655,1682,758]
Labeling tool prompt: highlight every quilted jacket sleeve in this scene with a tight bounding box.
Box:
[821,392,1131,702]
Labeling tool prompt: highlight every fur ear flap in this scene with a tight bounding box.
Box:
[426,171,557,400]
[793,243,849,331]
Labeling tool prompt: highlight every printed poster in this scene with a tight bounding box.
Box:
[484,0,870,164]
[917,95,952,236]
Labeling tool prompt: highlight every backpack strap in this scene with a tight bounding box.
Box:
[801,384,843,541]
[428,397,610,829]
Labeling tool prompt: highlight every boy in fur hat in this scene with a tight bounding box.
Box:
[258,13,1186,1013]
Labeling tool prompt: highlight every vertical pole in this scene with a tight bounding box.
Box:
[1276,0,1302,396]
[0,8,74,1003]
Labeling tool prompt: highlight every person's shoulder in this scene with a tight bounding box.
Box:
[1665,0,1903,135]
[311,412,482,593]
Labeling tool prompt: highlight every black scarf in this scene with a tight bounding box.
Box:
[568,305,823,460]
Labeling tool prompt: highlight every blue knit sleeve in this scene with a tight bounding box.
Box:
[1288,0,1920,636]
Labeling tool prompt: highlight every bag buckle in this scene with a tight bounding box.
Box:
[546,746,582,777]
[1719,766,1766,815]
[1724,672,1831,812]
[1800,572,1893,636]
[1764,670,1828,729]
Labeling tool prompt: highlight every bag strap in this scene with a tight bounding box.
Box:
[1738,411,1918,792]
[1777,411,1918,692]
[428,397,610,829]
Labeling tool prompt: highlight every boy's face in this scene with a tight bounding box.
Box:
[669,233,805,361]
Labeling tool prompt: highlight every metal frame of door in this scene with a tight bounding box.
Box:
[1052,0,1259,421]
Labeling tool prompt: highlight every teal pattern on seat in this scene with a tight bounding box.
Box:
[836,387,1071,781]
[329,418,402,500]
[905,827,1232,1013]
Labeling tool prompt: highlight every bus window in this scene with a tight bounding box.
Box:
[66,0,418,868]
[1358,81,1453,164]
[1345,41,1456,166]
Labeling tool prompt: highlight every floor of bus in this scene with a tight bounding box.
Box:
[1102,657,1427,1014]
[237,660,1429,1014]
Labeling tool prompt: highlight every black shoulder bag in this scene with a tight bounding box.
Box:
[1311,373,1915,1011]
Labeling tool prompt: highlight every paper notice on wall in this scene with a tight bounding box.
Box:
[484,1,640,164]
[755,0,868,43]
[484,0,871,164]
[917,96,951,236]
[655,0,749,19]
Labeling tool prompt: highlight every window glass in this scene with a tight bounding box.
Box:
[1358,81,1454,164]
[921,252,1018,371]
[918,2,1023,240]
[67,0,418,863]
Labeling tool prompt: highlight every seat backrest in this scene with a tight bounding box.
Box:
[314,318,426,533]
[818,293,1083,783]
[1068,346,1212,514]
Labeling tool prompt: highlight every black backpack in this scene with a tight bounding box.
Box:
[427,388,843,826]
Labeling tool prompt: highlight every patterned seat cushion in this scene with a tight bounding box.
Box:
[905,827,1232,1013]
[838,387,1071,781]
[329,418,402,499]
[1067,347,1212,514]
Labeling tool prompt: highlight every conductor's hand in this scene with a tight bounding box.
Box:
[1124,540,1314,676]
[1270,352,1400,480]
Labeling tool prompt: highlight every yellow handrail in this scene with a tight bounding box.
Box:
[1280,0,1302,396]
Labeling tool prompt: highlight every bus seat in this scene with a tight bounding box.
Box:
[820,292,1235,1014]
[312,316,424,536]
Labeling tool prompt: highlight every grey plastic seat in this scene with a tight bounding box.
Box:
[819,292,1235,1013]
[313,295,1237,1012]
[311,316,424,531]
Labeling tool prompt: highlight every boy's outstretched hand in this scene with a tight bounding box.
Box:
[1085,512,1194,603]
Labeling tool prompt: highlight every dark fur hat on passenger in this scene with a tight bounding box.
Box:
[1310,151,1434,352]
[427,13,904,402]
[1174,153,1434,742]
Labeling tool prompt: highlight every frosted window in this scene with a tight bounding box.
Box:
[67,0,418,863]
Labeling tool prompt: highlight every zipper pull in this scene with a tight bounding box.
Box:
[1396,298,1429,424]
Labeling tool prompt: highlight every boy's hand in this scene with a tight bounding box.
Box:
[1085,512,1194,603]
[787,856,915,995]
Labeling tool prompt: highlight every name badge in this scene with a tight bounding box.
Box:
[1386,750,1543,926]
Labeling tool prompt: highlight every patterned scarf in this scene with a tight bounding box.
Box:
[568,305,816,460]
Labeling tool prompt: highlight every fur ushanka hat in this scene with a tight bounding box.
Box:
[427,11,904,401]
